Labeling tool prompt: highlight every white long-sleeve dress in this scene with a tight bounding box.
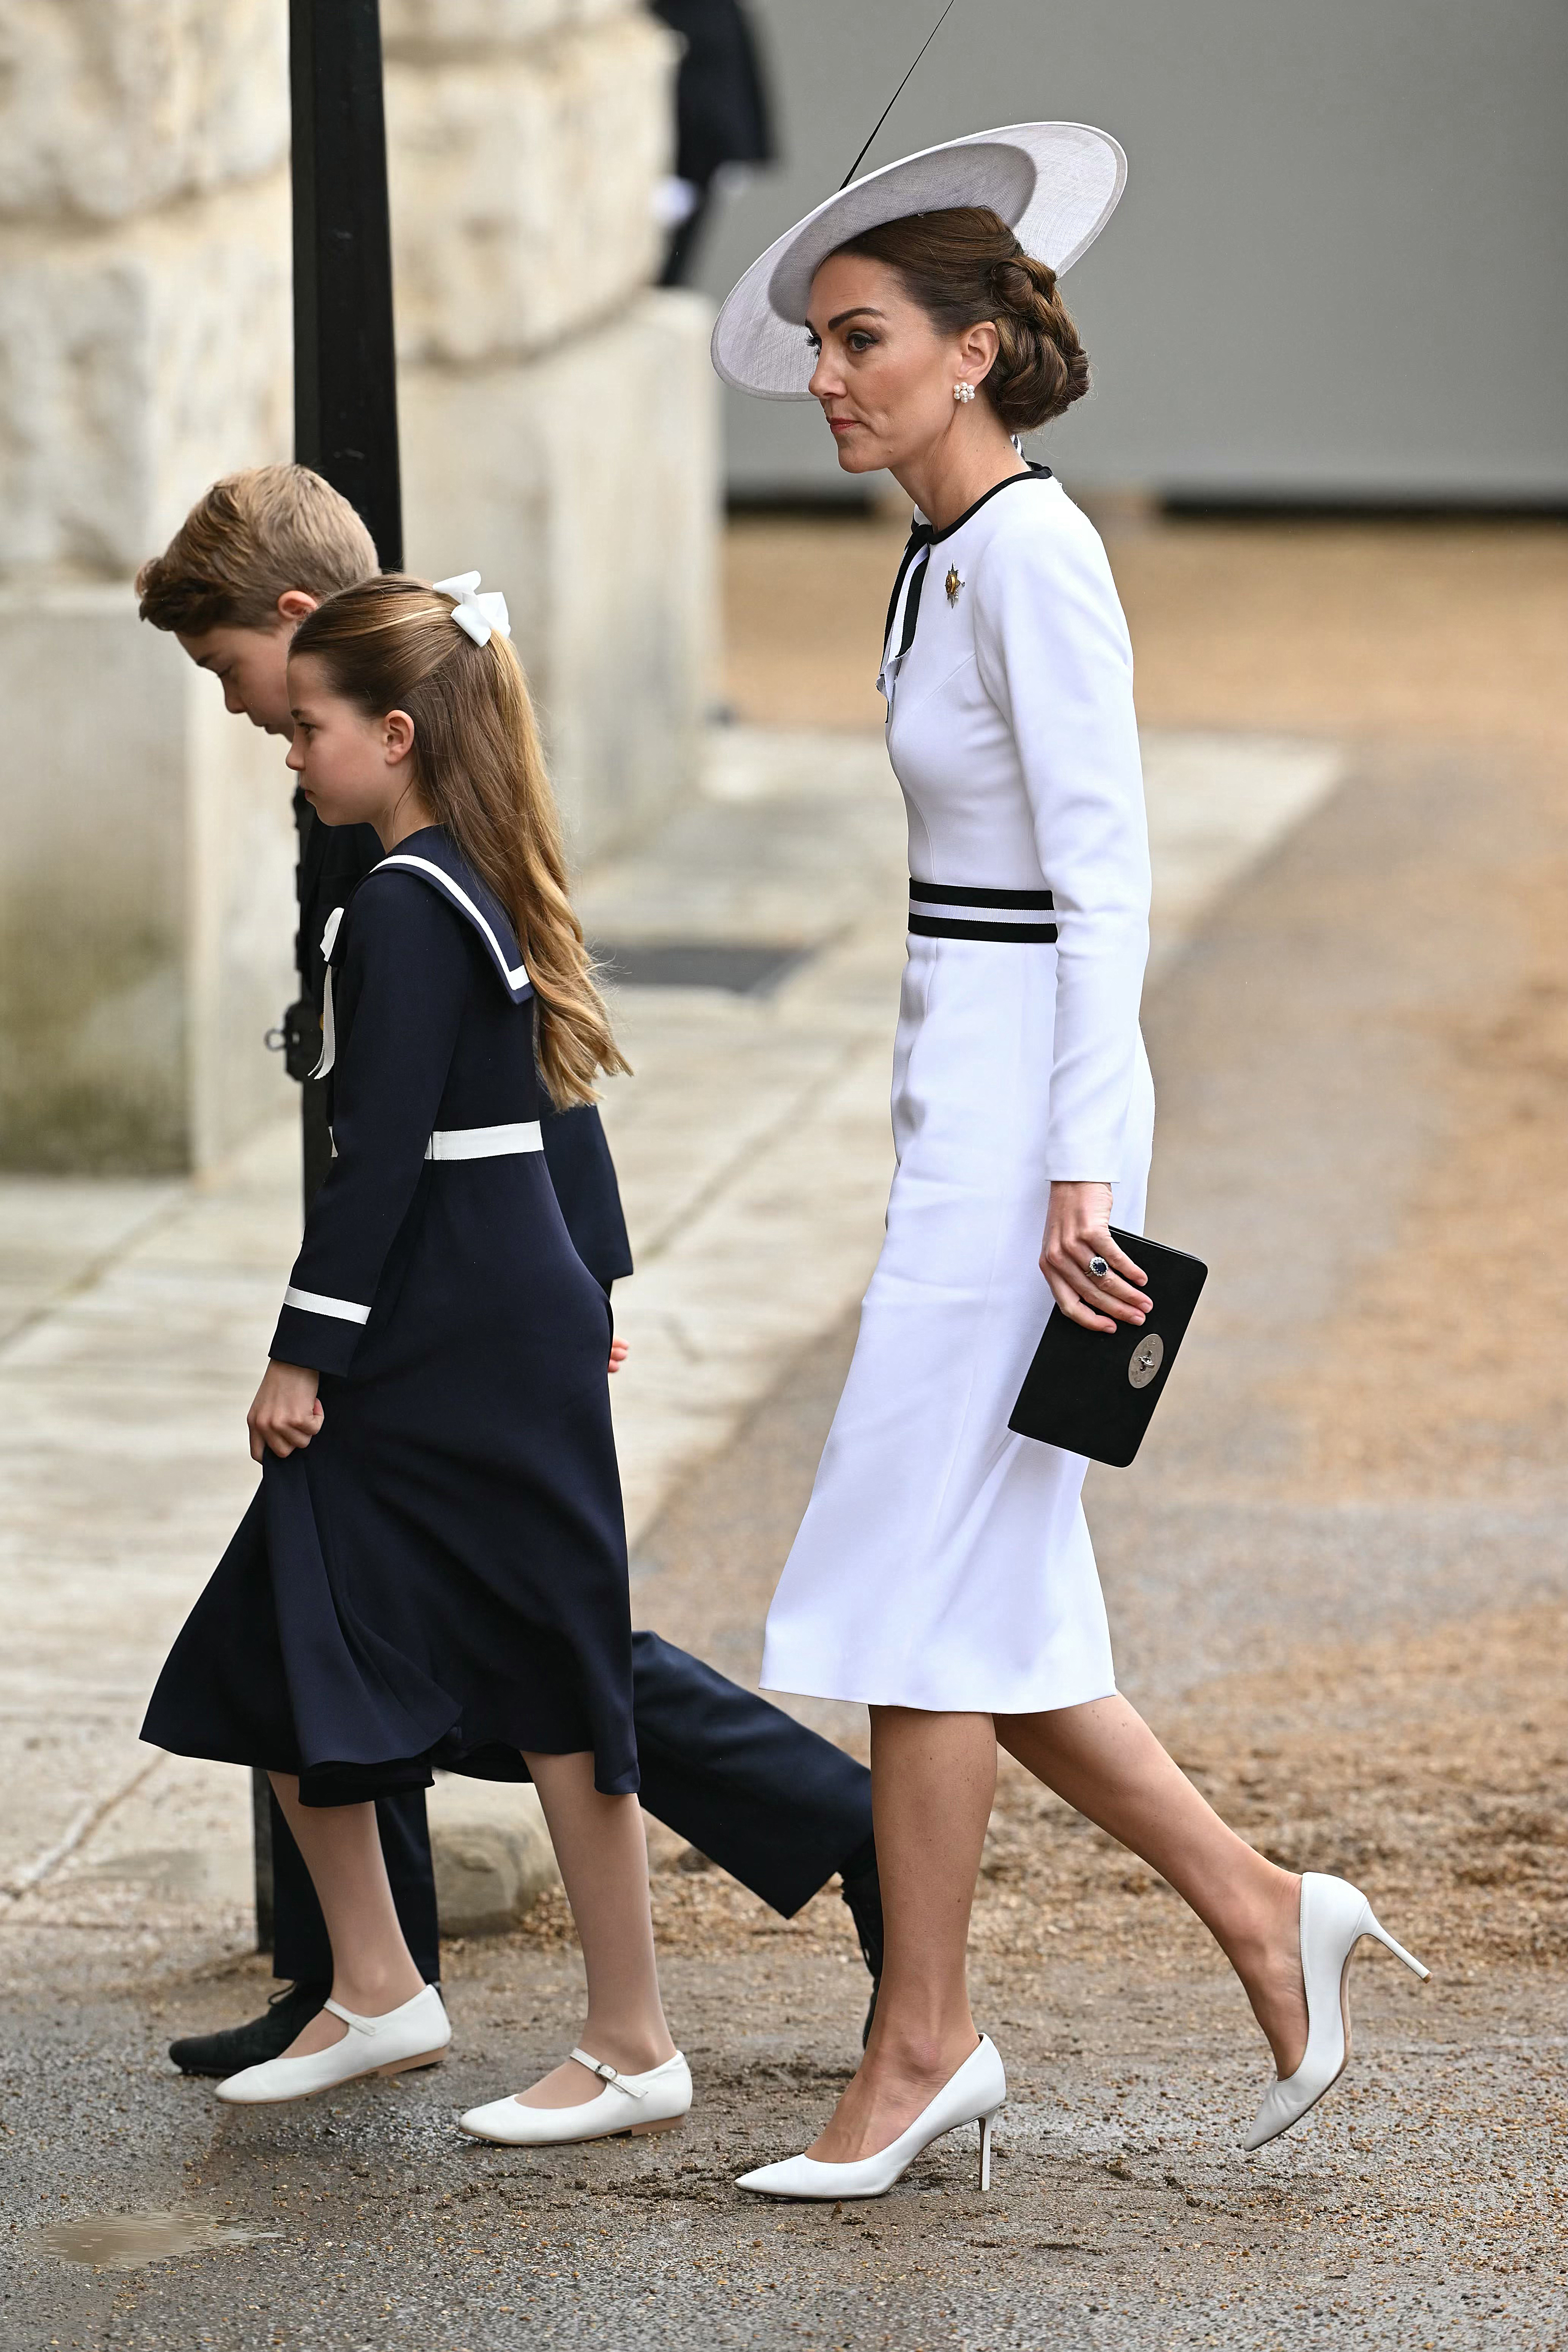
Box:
[760,468,1155,1714]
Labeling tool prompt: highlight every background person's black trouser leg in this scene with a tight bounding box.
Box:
[267,1631,874,1982]
[270,1787,441,1987]
[629,1630,873,1918]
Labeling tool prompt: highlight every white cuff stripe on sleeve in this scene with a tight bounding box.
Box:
[283,1285,371,1326]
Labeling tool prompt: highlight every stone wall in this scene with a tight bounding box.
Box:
[0,3,295,1171]
[385,2,716,861]
[0,2,715,1171]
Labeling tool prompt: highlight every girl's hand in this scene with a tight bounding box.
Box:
[248,1361,323,1461]
[1040,1182,1151,1335]
[609,1338,629,1376]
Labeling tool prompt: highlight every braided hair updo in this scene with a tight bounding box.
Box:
[830,206,1089,433]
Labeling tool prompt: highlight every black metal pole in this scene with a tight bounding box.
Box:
[260,0,404,1951]
[290,0,403,1204]
[290,0,402,571]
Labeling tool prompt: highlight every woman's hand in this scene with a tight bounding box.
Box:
[609,1337,629,1375]
[1040,1182,1151,1335]
[248,1361,323,1462]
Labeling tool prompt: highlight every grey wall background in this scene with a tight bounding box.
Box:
[695,0,1568,503]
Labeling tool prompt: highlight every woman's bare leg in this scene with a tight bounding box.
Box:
[807,1707,995,2162]
[267,1773,427,2058]
[996,1697,1307,2073]
[511,1751,678,2110]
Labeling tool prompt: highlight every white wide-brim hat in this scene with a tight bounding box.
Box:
[711,120,1127,401]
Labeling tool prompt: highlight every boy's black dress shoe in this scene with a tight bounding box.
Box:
[168,1980,330,2077]
[839,1849,884,2044]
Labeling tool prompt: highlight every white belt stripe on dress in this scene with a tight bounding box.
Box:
[286,1124,544,1328]
[328,1120,544,1162]
[907,879,1058,943]
[424,1120,543,1162]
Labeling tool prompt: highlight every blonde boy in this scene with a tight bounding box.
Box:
[138,463,377,735]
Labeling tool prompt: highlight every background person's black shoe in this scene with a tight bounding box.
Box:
[839,1848,884,2046]
[168,1980,330,2077]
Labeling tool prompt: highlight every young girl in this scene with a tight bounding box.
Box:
[142,572,691,2145]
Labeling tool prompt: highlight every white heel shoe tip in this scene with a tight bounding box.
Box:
[1241,1876,1430,2152]
[735,2036,1007,2201]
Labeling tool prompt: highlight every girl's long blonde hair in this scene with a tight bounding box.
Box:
[291,575,627,1108]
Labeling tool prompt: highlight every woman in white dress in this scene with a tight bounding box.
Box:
[711,125,1427,2199]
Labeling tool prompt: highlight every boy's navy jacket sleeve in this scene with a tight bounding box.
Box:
[539,1103,634,1290]
[270,874,466,1377]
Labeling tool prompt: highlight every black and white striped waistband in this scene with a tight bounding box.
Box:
[907,880,1058,943]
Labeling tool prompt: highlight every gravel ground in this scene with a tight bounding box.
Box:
[6,517,1567,2349]
[7,1949,1563,2352]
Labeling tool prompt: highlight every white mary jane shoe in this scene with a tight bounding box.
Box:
[737,2034,1006,2202]
[459,2048,691,2147]
[1244,1872,1429,2151]
[215,1984,450,2106]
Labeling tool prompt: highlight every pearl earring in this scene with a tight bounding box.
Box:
[953,381,976,404]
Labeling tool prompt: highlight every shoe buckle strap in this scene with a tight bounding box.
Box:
[570,2045,646,2098]
[323,1998,378,2036]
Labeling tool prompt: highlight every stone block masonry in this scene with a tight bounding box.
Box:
[386,14,672,364]
[0,176,292,575]
[401,289,717,862]
[0,0,289,221]
[386,0,716,866]
[0,9,295,1175]
[0,587,297,1171]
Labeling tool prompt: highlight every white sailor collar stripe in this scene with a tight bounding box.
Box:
[308,843,533,1086]
[309,904,348,1081]
[373,853,533,1000]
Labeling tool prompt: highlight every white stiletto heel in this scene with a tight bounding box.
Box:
[1364,1915,1429,1977]
[1244,1872,1429,2151]
[737,2035,1006,2202]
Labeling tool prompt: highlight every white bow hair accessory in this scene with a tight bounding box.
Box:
[434,570,511,648]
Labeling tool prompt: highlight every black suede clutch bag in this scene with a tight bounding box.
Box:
[1009,1228,1208,1468]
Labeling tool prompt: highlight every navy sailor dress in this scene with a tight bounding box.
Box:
[142,825,638,1801]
